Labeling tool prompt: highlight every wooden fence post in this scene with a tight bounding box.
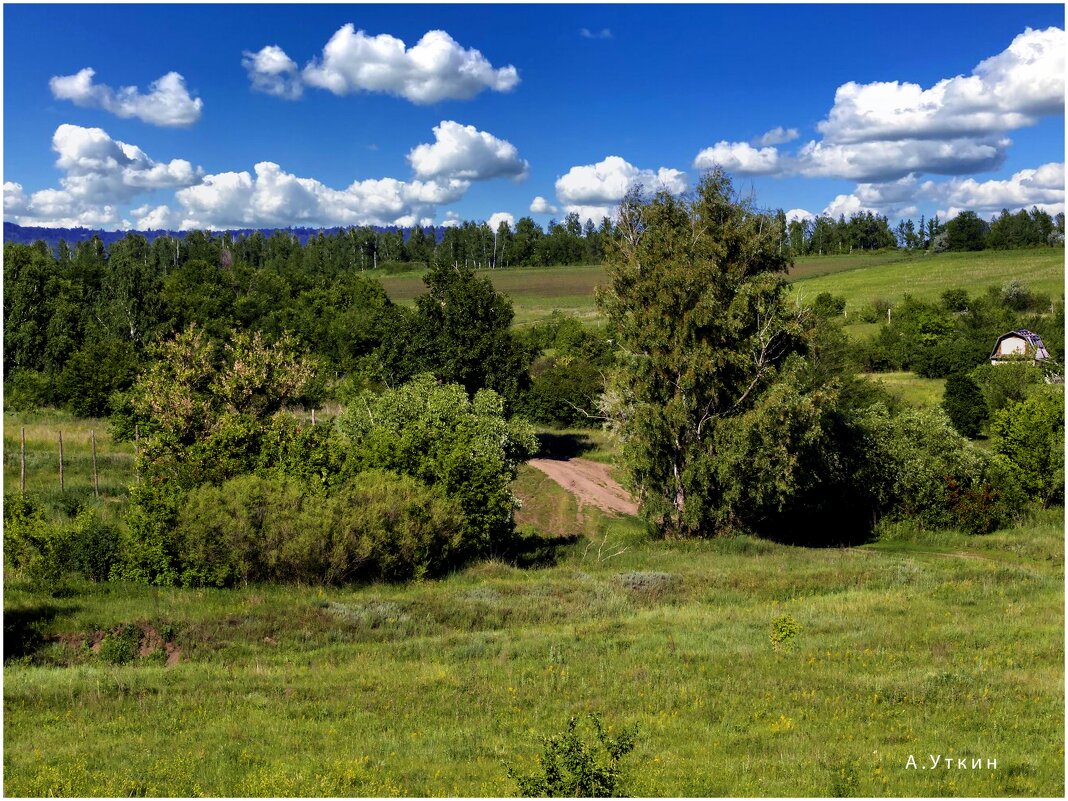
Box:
[311,407,316,425]
[92,429,99,499]
[20,426,26,493]
[134,425,140,483]
[58,430,64,492]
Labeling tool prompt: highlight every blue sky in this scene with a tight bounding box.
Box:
[3,3,1064,231]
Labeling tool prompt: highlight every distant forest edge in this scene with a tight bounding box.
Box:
[4,202,1065,270]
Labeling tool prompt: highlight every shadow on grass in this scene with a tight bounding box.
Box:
[756,504,878,548]
[534,432,597,460]
[504,530,582,569]
[3,601,75,662]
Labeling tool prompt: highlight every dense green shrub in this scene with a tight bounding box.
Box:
[940,289,970,312]
[520,358,603,427]
[944,475,1016,535]
[912,337,990,378]
[255,413,353,490]
[3,494,63,585]
[942,373,988,438]
[855,404,1023,530]
[66,509,123,582]
[989,388,1065,506]
[969,362,1044,417]
[4,370,53,411]
[509,714,639,798]
[339,375,537,557]
[3,497,121,584]
[812,292,846,318]
[858,298,893,324]
[171,471,464,586]
[57,338,139,418]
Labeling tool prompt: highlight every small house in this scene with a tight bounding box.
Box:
[989,329,1051,365]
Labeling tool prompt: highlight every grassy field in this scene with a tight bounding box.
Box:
[862,372,947,410]
[372,248,1064,328]
[791,248,1065,312]
[4,501,1063,796]
[3,408,136,523]
[378,265,606,327]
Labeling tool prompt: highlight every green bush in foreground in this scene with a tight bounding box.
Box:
[509,714,639,798]
[989,388,1065,507]
[3,496,121,585]
[339,374,537,558]
[173,471,465,586]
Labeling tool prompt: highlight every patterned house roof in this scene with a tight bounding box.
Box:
[990,329,1051,361]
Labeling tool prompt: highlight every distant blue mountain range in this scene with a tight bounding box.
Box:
[2,222,445,251]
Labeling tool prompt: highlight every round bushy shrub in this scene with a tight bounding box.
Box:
[339,375,537,557]
[989,388,1065,507]
[942,373,988,438]
[855,404,1022,531]
[171,471,465,587]
[520,358,603,427]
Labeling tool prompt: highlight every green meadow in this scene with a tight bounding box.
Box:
[4,246,1065,797]
[4,495,1063,796]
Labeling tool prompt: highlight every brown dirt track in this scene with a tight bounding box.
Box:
[526,457,637,516]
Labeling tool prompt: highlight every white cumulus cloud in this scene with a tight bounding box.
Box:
[818,27,1064,143]
[754,126,799,146]
[795,136,1008,182]
[242,45,303,99]
[693,141,782,176]
[49,67,202,127]
[785,208,815,224]
[555,155,688,210]
[4,125,202,228]
[812,162,1065,223]
[937,162,1065,219]
[174,161,469,230]
[291,24,518,104]
[822,194,871,219]
[488,211,515,231]
[408,121,528,181]
[564,205,615,224]
[529,196,558,214]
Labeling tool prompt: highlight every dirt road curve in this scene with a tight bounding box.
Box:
[527,457,638,516]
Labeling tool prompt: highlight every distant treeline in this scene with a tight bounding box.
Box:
[783,206,1066,256]
[6,202,1064,267]
[4,213,610,271]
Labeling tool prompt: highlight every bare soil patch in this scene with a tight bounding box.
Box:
[527,457,638,516]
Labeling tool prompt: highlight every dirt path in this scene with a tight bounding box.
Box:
[527,457,638,517]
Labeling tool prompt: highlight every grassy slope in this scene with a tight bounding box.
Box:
[374,248,1063,327]
[4,507,1062,797]
[791,248,1065,311]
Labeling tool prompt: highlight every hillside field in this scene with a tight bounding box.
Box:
[374,247,1064,327]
